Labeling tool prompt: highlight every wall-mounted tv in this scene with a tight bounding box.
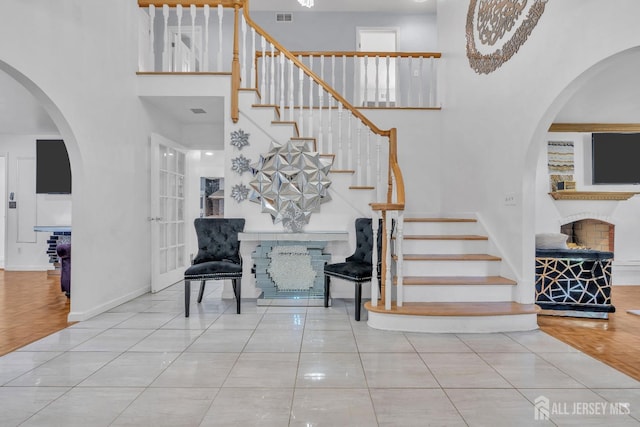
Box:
[36,139,72,194]
[592,133,640,185]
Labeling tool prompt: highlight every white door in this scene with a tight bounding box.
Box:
[0,155,6,268]
[150,133,187,292]
[357,28,398,107]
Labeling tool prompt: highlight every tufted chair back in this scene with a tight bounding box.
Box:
[345,218,382,264]
[192,218,245,265]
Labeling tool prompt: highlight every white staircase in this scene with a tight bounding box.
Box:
[366,217,539,333]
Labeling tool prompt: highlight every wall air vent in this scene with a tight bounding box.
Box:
[276,13,293,23]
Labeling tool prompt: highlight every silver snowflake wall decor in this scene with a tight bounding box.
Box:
[231,155,251,175]
[231,184,249,202]
[249,139,333,232]
[230,129,250,150]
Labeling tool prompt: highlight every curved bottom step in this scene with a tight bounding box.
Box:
[364,301,540,333]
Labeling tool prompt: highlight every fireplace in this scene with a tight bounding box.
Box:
[560,219,614,252]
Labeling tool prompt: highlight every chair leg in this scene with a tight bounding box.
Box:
[354,282,362,321]
[185,280,191,318]
[232,278,242,314]
[197,280,206,303]
[324,275,331,308]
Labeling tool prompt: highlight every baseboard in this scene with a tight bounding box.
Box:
[3,265,50,272]
[67,284,150,322]
[612,261,640,285]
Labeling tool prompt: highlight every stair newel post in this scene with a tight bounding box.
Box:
[260,37,266,104]
[279,53,285,117]
[162,5,169,71]
[386,55,391,108]
[318,55,324,153]
[269,44,275,105]
[363,55,369,107]
[217,4,223,72]
[298,56,304,136]
[288,59,294,121]
[375,55,380,107]
[250,27,256,90]
[396,211,404,307]
[175,5,182,71]
[202,5,209,72]
[190,5,196,71]
[337,103,343,168]
[308,55,314,138]
[147,5,155,72]
[385,212,393,311]
[231,4,240,123]
[241,14,247,88]
[371,213,380,307]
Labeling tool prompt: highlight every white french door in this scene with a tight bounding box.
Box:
[150,133,187,293]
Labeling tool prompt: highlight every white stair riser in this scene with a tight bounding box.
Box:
[401,260,501,276]
[239,106,278,124]
[367,312,538,333]
[402,222,479,235]
[400,285,513,302]
[398,239,487,254]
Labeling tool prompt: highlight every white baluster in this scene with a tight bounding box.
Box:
[190,5,196,71]
[342,54,347,104]
[175,5,182,72]
[356,121,362,186]
[407,56,413,107]
[217,5,223,72]
[386,55,391,108]
[371,214,380,307]
[430,56,436,107]
[260,37,266,104]
[328,94,333,155]
[279,54,285,116]
[148,5,155,72]
[251,28,256,89]
[376,135,382,201]
[202,5,209,72]
[337,103,343,168]
[396,212,404,307]
[162,5,169,72]
[385,213,393,311]
[365,129,372,187]
[375,56,379,107]
[269,44,275,105]
[298,55,304,136]
[331,55,336,107]
[288,59,294,122]
[352,57,358,107]
[347,112,353,171]
[241,15,247,87]
[318,55,324,152]
[418,56,424,107]
[363,55,368,107]
[308,56,314,138]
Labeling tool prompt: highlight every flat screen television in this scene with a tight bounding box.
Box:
[36,139,72,194]
[592,133,640,185]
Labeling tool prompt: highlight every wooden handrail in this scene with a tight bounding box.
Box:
[257,51,441,59]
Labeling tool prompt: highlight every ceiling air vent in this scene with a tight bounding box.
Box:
[276,13,293,23]
[190,108,207,114]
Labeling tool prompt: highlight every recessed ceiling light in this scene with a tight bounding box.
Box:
[413,0,428,3]
[190,108,207,114]
[204,151,214,156]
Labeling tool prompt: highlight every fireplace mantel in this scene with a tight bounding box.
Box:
[549,191,639,201]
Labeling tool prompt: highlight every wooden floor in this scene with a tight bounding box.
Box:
[1,271,640,382]
[0,270,72,356]
[539,285,640,381]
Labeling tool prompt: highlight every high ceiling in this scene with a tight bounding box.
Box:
[249,0,437,13]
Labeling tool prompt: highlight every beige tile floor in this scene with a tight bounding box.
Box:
[1,281,640,426]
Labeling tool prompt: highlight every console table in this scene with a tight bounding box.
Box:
[34,226,71,270]
[238,231,348,305]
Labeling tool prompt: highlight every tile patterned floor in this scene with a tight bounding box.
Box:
[1,282,640,426]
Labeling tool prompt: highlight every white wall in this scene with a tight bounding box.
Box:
[1,1,153,320]
[437,0,640,301]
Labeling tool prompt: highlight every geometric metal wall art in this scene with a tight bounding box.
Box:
[249,139,333,232]
[466,0,548,74]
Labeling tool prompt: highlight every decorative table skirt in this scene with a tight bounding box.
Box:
[535,249,615,319]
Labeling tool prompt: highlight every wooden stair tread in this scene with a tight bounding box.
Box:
[394,276,517,286]
[404,218,476,223]
[399,234,488,241]
[330,169,355,174]
[364,301,540,317]
[349,186,375,190]
[398,254,502,261]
